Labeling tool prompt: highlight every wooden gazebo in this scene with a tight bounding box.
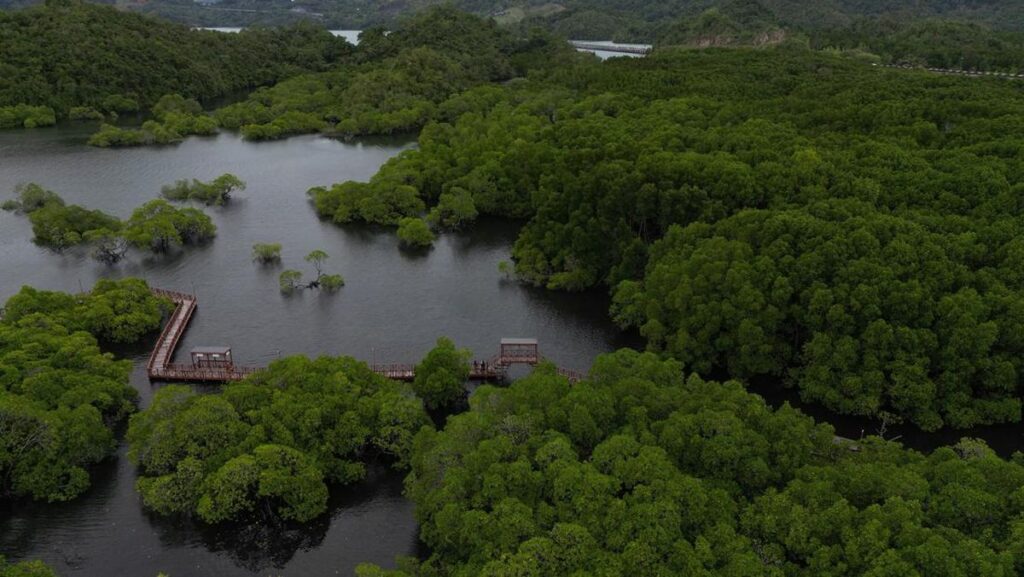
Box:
[498,338,540,365]
[189,346,234,369]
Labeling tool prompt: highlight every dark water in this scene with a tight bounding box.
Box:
[0,125,636,576]
[747,377,1024,458]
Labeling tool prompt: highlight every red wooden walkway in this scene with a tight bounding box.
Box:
[146,289,584,384]
[146,288,262,382]
[371,359,583,384]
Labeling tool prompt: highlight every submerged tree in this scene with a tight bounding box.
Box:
[2,185,121,252]
[162,173,246,206]
[252,242,282,264]
[84,228,129,264]
[278,250,345,294]
[497,260,514,279]
[319,274,345,292]
[397,217,435,248]
[304,249,329,286]
[1,183,64,213]
[123,199,216,252]
[279,270,303,294]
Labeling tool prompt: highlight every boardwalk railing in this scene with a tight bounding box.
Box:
[370,364,417,380]
[147,287,583,385]
[147,288,263,383]
[371,358,585,384]
[146,289,197,374]
[150,363,262,382]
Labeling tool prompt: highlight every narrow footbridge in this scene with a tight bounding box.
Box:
[146,289,583,384]
[372,338,584,383]
[146,288,261,382]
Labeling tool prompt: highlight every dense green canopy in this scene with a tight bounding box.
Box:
[362,350,1024,577]
[413,337,471,408]
[215,7,582,139]
[127,355,429,523]
[0,279,165,502]
[32,0,1024,45]
[3,185,217,258]
[4,278,171,344]
[322,45,1024,429]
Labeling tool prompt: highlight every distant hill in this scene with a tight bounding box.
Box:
[2,0,1024,46]
[540,0,1024,41]
[0,0,350,115]
[6,0,1024,65]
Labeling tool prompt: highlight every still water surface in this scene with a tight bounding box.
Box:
[0,125,636,575]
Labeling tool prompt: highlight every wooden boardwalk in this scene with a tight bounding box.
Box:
[146,289,584,385]
[372,356,584,384]
[370,363,503,381]
[146,289,262,382]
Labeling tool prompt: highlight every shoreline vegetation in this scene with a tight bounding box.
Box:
[0,280,167,504]
[2,183,217,261]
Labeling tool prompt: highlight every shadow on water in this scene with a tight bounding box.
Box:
[143,464,418,573]
[449,216,528,253]
[398,244,434,261]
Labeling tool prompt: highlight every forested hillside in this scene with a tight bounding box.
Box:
[7,0,1021,41]
[809,19,1024,71]
[4,0,1024,39]
[211,7,579,138]
[0,0,350,118]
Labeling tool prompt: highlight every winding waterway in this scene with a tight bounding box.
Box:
[0,124,637,576]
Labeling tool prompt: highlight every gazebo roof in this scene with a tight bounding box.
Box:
[500,338,538,346]
[190,346,232,355]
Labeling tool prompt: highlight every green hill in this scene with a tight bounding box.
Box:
[0,0,350,116]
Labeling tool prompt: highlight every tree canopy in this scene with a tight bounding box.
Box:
[215,7,582,140]
[413,337,471,409]
[3,278,171,344]
[0,279,165,502]
[322,45,1024,429]
[0,557,56,577]
[3,185,217,258]
[0,2,351,117]
[161,173,246,206]
[127,355,429,523]
[360,349,1024,577]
